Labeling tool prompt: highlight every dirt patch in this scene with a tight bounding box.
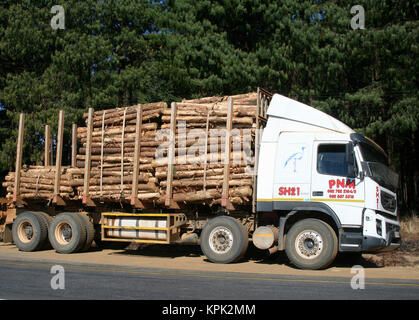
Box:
[363,240,419,268]
[363,216,419,268]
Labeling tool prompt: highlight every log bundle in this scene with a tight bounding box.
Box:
[4,92,259,208]
[3,167,81,200]
[156,92,258,206]
[74,102,166,202]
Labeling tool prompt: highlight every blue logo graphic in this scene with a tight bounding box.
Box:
[284,147,306,173]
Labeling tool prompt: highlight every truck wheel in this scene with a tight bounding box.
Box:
[285,218,338,270]
[12,212,48,252]
[200,216,248,264]
[32,212,53,249]
[59,212,95,252]
[75,213,95,251]
[49,213,87,254]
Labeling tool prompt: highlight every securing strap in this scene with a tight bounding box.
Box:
[35,174,41,198]
[100,110,106,199]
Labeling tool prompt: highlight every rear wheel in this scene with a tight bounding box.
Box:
[200,216,248,264]
[49,213,87,254]
[12,212,48,252]
[75,213,95,252]
[32,212,53,249]
[285,218,338,270]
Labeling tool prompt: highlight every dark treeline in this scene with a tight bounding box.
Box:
[0,1,417,215]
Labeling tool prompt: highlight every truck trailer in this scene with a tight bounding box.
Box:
[0,88,401,270]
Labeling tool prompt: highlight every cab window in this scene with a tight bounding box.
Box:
[317,144,347,176]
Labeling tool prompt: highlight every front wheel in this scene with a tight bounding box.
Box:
[200,216,248,264]
[285,218,338,270]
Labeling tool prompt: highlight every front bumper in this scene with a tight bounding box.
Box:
[339,210,401,253]
[362,210,401,252]
[362,230,401,253]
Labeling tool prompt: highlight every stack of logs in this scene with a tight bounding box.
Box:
[75,102,167,202]
[155,92,257,207]
[3,167,80,200]
[3,92,259,207]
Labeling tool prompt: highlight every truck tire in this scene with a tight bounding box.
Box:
[49,213,87,254]
[75,213,95,252]
[200,216,248,264]
[12,211,48,252]
[285,218,338,270]
[59,212,95,252]
[32,212,53,249]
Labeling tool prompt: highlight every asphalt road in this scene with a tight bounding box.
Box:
[0,258,418,300]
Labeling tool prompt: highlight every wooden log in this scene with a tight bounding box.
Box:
[76,183,157,192]
[155,162,248,172]
[160,122,255,129]
[162,107,257,117]
[83,102,166,119]
[91,110,162,127]
[153,150,252,167]
[158,186,252,203]
[76,161,154,171]
[86,191,160,200]
[161,115,254,125]
[7,183,73,193]
[77,122,157,136]
[155,167,247,179]
[160,179,253,188]
[19,192,70,199]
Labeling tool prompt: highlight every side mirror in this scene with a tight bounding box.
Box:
[345,143,354,163]
[359,171,365,180]
[345,143,356,178]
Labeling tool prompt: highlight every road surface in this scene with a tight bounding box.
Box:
[0,243,418,300]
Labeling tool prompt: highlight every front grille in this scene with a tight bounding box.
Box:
[385,223,400,234]
[381,191,396,212]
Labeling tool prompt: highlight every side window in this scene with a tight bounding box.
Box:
[317,144,348,176]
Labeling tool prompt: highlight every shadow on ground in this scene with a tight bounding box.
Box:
[97,241,386,269]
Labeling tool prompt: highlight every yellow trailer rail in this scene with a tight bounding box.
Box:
[101,212,187,244]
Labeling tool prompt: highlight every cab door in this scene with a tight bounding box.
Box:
[311,141,365,226]
[273,133,312,203]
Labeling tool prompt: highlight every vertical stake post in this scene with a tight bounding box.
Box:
[44,125,51,167]
[53,110,65,204]
[222,97,234,210]
[13,113,25,203]
[131,105,144,208]
[165,102,179,208]
[83,108,94,205]
[71,123,77,168]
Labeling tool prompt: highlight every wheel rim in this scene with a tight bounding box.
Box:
[55,221,73,245]
[17,221,33,243]
[295,230,323,260]
[209,226,234,254]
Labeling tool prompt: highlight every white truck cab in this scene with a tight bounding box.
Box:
[254,94,401,269]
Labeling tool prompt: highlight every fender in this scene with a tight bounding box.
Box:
[266,201,343,251]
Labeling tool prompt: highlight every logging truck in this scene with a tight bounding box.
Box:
[0,88,401,270]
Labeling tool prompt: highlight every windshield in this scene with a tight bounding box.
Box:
[358,142,398,191]
[362,162,399,192]
[359,142,388,165]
